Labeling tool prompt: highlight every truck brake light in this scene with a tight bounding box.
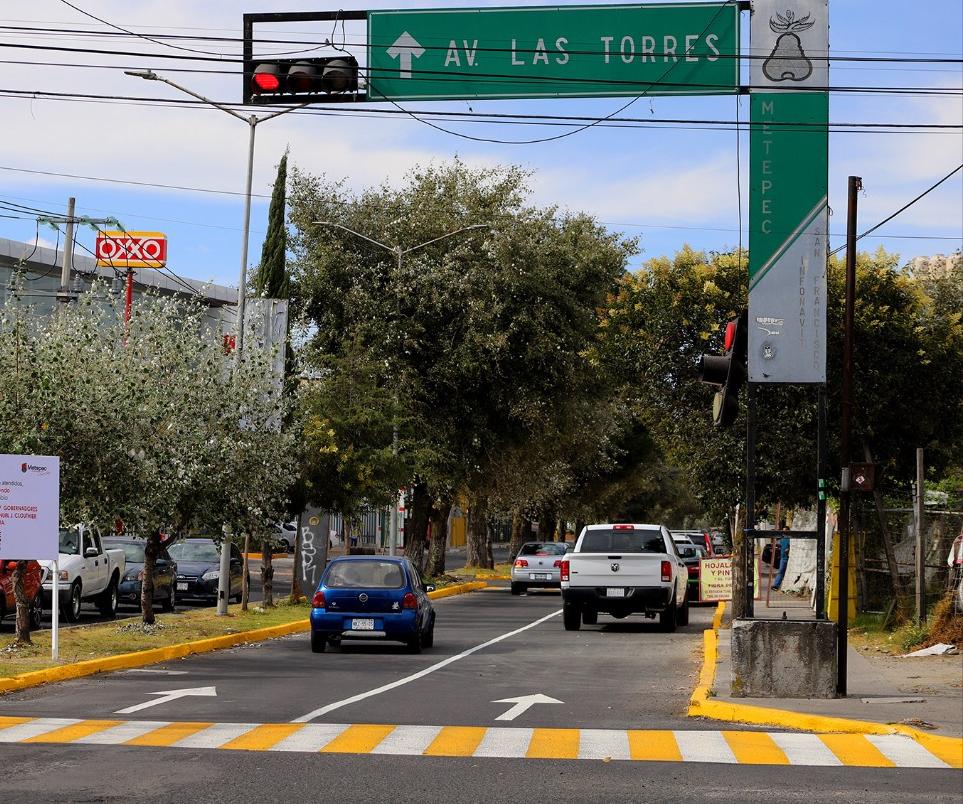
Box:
[613,524,635,530]
[560,560,570,582]
[514,558,528,568]
[661,560,672,583]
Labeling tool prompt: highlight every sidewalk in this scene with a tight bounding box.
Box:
[711,605,963,739]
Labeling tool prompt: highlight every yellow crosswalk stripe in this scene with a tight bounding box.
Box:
[424,726,488,757]
[722,731,790,765]
[527,728,580,760]
[125,721,212,747]
[0,716,33,730]
[23,720,122,744]
[627,729,683,762]
[220,723,306,751]
[819,734,896,767]
[319,724,395,754]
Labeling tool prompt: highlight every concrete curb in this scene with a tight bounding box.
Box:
[687,602,963,768]
[0,581,488,697]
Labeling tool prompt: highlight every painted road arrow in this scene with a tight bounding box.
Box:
[115,686,217,715]
[386,32,424,79]
[492,693,563,722]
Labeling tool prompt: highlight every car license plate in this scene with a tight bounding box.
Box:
[177,583,188,591]
[606,588,625,597]
[351,618,375,630]
[530,573,551,581]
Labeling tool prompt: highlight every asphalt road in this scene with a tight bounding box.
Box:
[1,586,958,802]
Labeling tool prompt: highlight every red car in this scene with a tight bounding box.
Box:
[0,559,44,629]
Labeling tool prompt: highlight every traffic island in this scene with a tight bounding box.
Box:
[730,617,837,698]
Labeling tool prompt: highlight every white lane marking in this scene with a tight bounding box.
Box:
[270,723,350,752]
[473,726,534,758]
[292,609,562,722]
[121,669,189,676]
[115,686,217,715]
[674,730,738,764]
[769,732,842,766]
[174,722,256,749]
[578,728,631,760]
[493,693,563,722]
[371,725,442,755]
[865,734,951,768]
[0,718,80,742]
[75,720,173,745]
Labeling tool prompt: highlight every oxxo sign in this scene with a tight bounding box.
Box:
[368,3,740,101]
[95,231,168,269]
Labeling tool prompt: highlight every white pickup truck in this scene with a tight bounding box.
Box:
[40,525,125,622]
[560,523,689,632]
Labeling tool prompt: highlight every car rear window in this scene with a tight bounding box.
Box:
[580,529,667,553]
[519,543,567,556]
[325,560,405,589]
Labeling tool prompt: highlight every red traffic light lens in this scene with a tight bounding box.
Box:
[252,64,281,93]
[723,320,737,352]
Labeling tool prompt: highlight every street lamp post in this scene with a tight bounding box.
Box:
[312,221,489,556]
[126,69,303,615]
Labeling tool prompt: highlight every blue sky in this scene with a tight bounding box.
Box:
[1,0,960,289]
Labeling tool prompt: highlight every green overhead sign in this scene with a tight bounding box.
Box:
[367,3,740,102]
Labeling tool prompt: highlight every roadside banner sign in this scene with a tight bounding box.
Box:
[95,231,167,269]
[368,2,740,102]
[748,0,829,383]
[0,454,60,561]
[699,556,761,602]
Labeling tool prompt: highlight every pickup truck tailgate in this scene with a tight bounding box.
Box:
[567,554,665,588]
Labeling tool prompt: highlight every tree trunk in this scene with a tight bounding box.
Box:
[13,560,31,645]
[261,536,275,608]
[539,507,556,542]
[241,532,251,611]
[863,443,906,602]
[405,481,431,573]
[731,504,747,619]
[290,511,304,603]
[141,531,160,626]
[466,496,490,568]
[574,519,585,541]
[425,501,452,578]
[556,518,565,542]
[509,509,525,559]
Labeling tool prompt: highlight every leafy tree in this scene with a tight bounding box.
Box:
[0,286,295,627]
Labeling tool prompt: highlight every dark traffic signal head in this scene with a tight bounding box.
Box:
[697,311,747,427]
[245,57,360,104]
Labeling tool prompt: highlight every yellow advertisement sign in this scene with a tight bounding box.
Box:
[699,556,761,602]
[94,231,167,269]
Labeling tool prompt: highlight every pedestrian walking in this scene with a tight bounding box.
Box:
[771,526,791,590]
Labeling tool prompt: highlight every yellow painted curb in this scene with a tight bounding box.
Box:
[687,602,963,767]
[0,581,487,697]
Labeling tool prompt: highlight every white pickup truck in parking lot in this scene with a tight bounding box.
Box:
[560,523,689,632]
[40,525,126,622]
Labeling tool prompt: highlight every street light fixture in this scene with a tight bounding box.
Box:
[126,69,304,615]
[311,221,491,556]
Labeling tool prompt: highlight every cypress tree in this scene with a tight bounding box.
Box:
[254,149,289,298]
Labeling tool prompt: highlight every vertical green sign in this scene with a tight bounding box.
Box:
[368,3,740,102]
[748,0,829,384]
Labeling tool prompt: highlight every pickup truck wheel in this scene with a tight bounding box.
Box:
[29,591,44,630]
[676,595,690,626]
[582,608,598,625]
[63,581,82,623]
[510,582,525,596]
[562,601,582,631]
[98,578,118,618]
[659,599,677,632]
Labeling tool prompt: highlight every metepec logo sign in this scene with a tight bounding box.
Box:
[21,462,50,476]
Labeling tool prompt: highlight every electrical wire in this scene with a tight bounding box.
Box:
[829,164,963,257]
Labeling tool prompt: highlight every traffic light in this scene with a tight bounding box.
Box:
[697,311,748,427]
[245,57,360,105]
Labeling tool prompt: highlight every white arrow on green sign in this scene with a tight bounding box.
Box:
[367,3,740,102]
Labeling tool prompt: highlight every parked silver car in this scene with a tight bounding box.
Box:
[510,541,570,596]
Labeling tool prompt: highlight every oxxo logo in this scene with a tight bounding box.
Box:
[95,231,167,268]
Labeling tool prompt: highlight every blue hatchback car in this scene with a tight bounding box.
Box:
[310,556,436,653]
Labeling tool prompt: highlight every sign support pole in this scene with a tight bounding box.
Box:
[744,382,757,618]
[51,559,59,661]
[815,385,827,619]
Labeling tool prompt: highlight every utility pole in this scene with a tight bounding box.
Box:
[58,197,76,303]
[837,175,862,697]
[915,447,925,623]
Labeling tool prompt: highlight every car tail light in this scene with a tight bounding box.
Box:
[514,559,528,568]
[553,559,563,568]
[661,561,672,583]
[613,524,635,530]
[402,592,418,609]
[687,566,698,577]
[560,560,570,582]
[311,591,326,608]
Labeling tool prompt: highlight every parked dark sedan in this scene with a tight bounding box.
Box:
[309,556,435,654]
[167,538,243,605]
[104,538,177,611]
